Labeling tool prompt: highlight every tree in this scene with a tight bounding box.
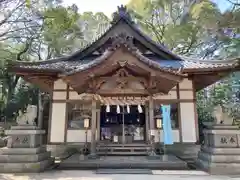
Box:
[0,1,111,122]
[127,0,240,124]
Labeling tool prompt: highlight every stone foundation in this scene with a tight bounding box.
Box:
[196,124,240,175]
[47,143,87,158]
[0,126,53,173]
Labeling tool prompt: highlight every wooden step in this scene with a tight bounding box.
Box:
[96,144,151,156]
[98,149,148,153]
[97,147,150,152]
[97,151,148,156]
[97,143,149,147]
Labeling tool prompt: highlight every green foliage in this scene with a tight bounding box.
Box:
[26,0,31,8]
[43,6,82,56]
[0,1,110,122]
[197,90,214,122]
[127,0,240,124]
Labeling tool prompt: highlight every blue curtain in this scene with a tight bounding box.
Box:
[161,105,173,145]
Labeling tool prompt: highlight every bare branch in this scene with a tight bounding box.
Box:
[16,37,34,60]
[226,0,240,6]
[0,0,25,27]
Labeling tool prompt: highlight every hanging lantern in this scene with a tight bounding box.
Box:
[127,105,130,113]
[138,105,143,113]
[106,105,110,113]
[117,105,120,114]
[83,115,90,129]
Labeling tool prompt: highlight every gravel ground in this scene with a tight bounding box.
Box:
[1,170,240,180]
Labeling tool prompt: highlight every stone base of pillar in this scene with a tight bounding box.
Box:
[196,124,240,175]
[87,153,99,159]
[0,126,54,173]
[147,153,161,160]
[196,148,240,175]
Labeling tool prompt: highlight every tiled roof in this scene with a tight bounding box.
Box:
[13,54,239,74]
[149,58,238,70]
[14,48,187,77]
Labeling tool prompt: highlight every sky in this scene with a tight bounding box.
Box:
[62,0,232,17]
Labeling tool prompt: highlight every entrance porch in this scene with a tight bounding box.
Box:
[67,95,156,156]
[99,105,146,144]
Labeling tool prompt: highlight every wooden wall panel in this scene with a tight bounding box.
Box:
[154,90,177,100]
[53,92,67,100]
[179,78,193,89]
[54,79,67,90]
[50,103,66,142]
[179,91,194,99]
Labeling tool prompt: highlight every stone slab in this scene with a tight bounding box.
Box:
[11,126,40,130]
[209,125,238,130]
[203,129,240,134]
[0,157,54,173]
[0,146,46,155]
[201,146,240,155]
[198,151,240,163]
[208,134,238,148]
[95,169,153,174]
[58,154,188,170]
[8,134,42,148]
[0,151,51,163]
[5,129,45,135]
[196,158,240,175]
[152,170,208,175]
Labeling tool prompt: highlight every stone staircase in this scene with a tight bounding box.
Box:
[96,143,151,156]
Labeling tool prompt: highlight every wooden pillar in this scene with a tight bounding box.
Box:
[149,96,154,135]
[96,108,101,141]
[145,103,149,142]
[37,90,43,129]
[90,99,97,155]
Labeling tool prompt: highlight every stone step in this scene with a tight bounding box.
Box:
[0,151,51,163]
[95,168,152,174]
[0,158,54,173]
[0,147,46,155]
[58,154,188,170]
[198,151,240,163]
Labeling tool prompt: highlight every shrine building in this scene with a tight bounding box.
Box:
[9,6,240,155]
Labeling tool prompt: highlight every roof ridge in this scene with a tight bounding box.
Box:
[61,41,186,77]
[9,56,67,65]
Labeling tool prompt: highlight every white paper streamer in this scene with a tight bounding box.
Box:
[138,105,143,113]
[117,105,120,114]
[127,105,130,113]
[106,105,110,112]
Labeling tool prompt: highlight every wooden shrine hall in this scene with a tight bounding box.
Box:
[9,5,240,158]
